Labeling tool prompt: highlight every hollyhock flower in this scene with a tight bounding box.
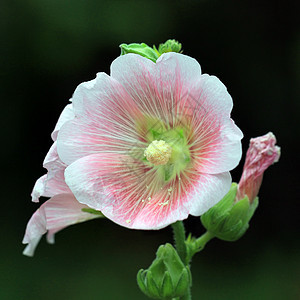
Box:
[55,52,243,230]
[23,104,102,257]
[236,132,281,202]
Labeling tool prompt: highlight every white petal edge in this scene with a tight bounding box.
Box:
[51,103,75,141]
[189,172,232,216]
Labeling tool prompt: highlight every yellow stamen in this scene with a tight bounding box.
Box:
[144,140,172,166]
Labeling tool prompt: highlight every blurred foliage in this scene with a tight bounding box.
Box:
[0,0,299,299]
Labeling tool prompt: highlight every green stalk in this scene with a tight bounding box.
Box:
[171,221,187,264]
[171,224,215,300]
[171,221,191,300]
[194,231,215,253]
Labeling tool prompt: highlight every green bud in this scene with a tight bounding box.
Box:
[137,243,191,299]
[120,43,159,62]
[155,39,182,55]
[201,183,259,241]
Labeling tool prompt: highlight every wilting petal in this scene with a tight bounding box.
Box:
[51,103,75,141]
[43,142,71,194]
[23,193,101,256]
[31,142,71,202]
[22,207,47,256]
[31,175,48,202]
[44,194,101,242]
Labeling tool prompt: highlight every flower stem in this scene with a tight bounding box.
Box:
[185,231,215,263]
[171,221,191,300]
[171,221,187,264]
[194,231,215,253]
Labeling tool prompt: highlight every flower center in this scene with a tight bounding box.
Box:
[144,140,172,166]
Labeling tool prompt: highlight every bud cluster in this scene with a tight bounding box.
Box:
[137,243,191,299]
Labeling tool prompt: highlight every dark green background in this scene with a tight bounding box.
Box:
[1,0,299,299]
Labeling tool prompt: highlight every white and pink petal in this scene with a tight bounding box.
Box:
[110,53,202,127]
[32,142,71,202]
[22,205,47,256]
[51,103,75,141]
[187,172,232,216]
[64,152,232,230]
[190,117,243,174]
[57,73,144,166]
[23,193,102,256]
[64,152,178,229]
[31,175,48,202]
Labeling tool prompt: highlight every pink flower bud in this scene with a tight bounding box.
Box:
[236,132,280,203]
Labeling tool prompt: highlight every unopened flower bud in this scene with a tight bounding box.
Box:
[156,39,182,55]
[236,132,281,202]
[201,132,280,242]
[137,243,191,299]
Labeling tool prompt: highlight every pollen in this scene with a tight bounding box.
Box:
[144,140,172,166]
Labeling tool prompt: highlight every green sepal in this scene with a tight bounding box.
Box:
[137,269,149,297]
[185,233,197,261]
[146,271,161,299]
[175,267,192,296]
[81,208,104,217]
[120,43,159,62]
[224,197,250,229]
[201,183,259,242]
[161,271,173,298]
[201,183,237,233]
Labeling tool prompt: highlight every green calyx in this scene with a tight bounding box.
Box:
[137,243,191,299]
[200,183,259,242]
[120,39,182,63]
